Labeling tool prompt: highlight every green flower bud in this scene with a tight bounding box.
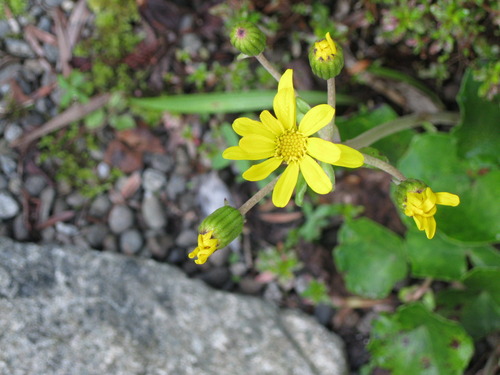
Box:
[230,21,266,56]
[188,205,244,264]
[309,32,344,79]
[394,179,428,210]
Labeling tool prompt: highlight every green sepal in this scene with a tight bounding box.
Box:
[199,206,244,249]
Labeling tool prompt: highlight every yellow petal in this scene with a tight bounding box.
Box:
[223,146,271,160]
[242,157,282,181]
[424,216,437,239]
[273,88,296,130]
[306,137,341,164]
[298,104,335,136]
[299,155,332,194]
[240,135,276,155]
[272,163,299,207]
[333,144,364,168]
[278,69,294,91]
[260,110,284,135]
[435,192,460,207]
[233,117,275,138]
[413,215,424,230]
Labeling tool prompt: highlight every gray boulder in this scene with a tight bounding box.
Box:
[0,237,348,375]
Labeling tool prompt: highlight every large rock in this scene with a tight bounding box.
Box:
[0,237,348,375]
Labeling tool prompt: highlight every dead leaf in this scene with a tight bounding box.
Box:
[104,139,144,173]
[116,127,165,154]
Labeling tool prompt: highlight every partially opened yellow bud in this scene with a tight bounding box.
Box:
[395,179,460,239]
[188,205,244,264]
[309,32,344,79]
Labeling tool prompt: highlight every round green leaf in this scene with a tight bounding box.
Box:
[368,303,474,375]
[405,230,467,281]
[334,218,408,299]
[454,68,500,163]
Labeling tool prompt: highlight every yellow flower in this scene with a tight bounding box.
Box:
[314,32,337,60]
[188,230,219,265]
[223,69,364,207]
[404,187,460,239]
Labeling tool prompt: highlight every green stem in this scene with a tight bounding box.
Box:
[345,111,459,149]
[255,53,281,82]
[238,176,279,215]
[363,154,406,182]
[319,78,341,143]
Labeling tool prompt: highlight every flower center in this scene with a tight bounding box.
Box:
[275,130,307,163]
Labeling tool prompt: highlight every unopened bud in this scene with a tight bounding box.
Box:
[230,21,266,56]
[309,32,344,79]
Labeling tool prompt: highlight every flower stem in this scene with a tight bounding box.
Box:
[255,53,281,82]
[238,176,279,215]
[319,77,341,143]
[345,111,459,149]
[362,154,406,182]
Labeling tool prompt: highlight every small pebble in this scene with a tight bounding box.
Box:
[175,229,197,248]
[40,226,56,242]
[0,176,7,190]
[108,204,134,234]
[102,233,118,252]
[142,168,166,193]
[149,154,175,173]
[0,155,17,176]
[85,223,109,248]
[13,215,29,241]
[8,175,22,195]
[89,194,111,217]
[38,186,56,223]
[66,192,86,208]
[55,222,79,236]
[0,191,20,219]
[4,124,23,143]
[146,233,173,259]
[166,175,186,199]
[141,193,166,229]
[24,175,47,196]
[96,162,110,179]
[120,229,144,255]
[5,38,35,58]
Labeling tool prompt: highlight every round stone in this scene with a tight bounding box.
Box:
[120,229,144,255]
[142,168,166,193]
[25,175,47,196]
[141,194,166,229]
[0,191,20,219]
[108,205,134,234]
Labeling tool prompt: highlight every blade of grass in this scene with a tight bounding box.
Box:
[130,90,355,114]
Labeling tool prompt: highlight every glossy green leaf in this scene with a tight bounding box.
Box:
[398,133,500,244]
[368,303,474,375]
[334,218,407,299]
[454,68,500,164]
[130,90,354,115]
[436,268,500,339]
[405,230,467,281]
[337,105,415,163]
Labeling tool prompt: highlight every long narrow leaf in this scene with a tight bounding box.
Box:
[130,90,354,114]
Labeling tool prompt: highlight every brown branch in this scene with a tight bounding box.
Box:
[10,93,111,148]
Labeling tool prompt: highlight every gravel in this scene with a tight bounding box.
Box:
[0,190,20,219]
[141,193,166,229]
[25,175,47,196]
[119,228,144,254]
[108,204,134,234]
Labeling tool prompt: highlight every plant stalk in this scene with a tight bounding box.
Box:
[345,111,460,150]
[238,176,279,215]
[255,53,281,82]
[362,154,406,182]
